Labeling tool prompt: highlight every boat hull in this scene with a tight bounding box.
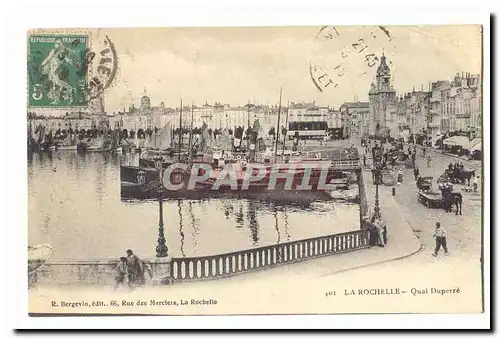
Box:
[120,164,347,201]
[57,145,78,150]
[120,180,333,202]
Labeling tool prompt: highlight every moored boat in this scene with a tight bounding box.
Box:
[28,244,53,273]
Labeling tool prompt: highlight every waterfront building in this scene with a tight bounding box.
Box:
[287,102,341,139]
[339,101,369,138]
[372,68,482,144]
[432,73,482,140]
[28,112,101,132]
[410,87,430,138]
[428,80,448,144]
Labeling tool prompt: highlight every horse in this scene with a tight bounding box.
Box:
[439,186,463,215]
[462,170,476,186]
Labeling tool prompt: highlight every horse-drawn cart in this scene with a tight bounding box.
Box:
[416,176,433,192]
[416,176,445,208]
[416,191,445,208]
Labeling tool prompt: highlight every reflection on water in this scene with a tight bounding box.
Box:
[178,199,186,257]
[274,208,281,245]
[28,151,360,260]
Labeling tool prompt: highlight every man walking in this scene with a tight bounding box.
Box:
[413,167,420,181]
[432,222,449,257]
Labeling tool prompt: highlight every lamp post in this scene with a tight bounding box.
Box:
[154,156,168,258]
[372,143,382,220]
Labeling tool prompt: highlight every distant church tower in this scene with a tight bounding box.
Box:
[140,87,151,112]
[368,53,396,136]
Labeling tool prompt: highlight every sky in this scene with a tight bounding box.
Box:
[30,25,482,115]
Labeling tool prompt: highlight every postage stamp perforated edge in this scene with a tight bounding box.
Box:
[27,28,92,109]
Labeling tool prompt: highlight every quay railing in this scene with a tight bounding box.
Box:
[331,159,361,170]
[170,229,369,282]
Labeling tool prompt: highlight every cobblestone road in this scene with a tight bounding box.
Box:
[304,138,483,263]
[390,148,482,261]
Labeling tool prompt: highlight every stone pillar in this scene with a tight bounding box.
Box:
[149,256,173,285]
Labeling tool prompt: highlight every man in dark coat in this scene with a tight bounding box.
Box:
[413,167,420,181]
[126,249,146,286]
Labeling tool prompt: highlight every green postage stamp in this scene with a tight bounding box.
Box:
[28,35,89,107]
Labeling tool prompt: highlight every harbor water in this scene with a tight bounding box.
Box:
[28,151,360,260]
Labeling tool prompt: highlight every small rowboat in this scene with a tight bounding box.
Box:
[28,244,52,273]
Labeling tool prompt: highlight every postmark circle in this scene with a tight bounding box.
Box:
[309,26,397,93]
[85,35,118,100]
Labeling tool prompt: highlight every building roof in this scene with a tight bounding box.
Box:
[290,102,316,110]
[341,102,369,109]
[65,112,92,119]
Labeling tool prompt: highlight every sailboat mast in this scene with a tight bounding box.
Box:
[178,99,183,161]
[247,102,250,129]
[188,101,194,156]
[282,101,290,155]
[274,87,282,157]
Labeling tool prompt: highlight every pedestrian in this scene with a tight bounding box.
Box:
[473,176,479,192]
[366,216,378,246]
[427,155,431,168]
[126,249,146,286]
[374,217,386,247]
[432,222,449,256]
[363,154,366,167]
[114,256,128,290]
[413,167,420,181]
[397,168,403,185]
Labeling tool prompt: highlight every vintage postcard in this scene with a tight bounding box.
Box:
[26,25,486,317]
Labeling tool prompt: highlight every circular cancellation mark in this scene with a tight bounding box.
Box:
[309,26,397,93]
